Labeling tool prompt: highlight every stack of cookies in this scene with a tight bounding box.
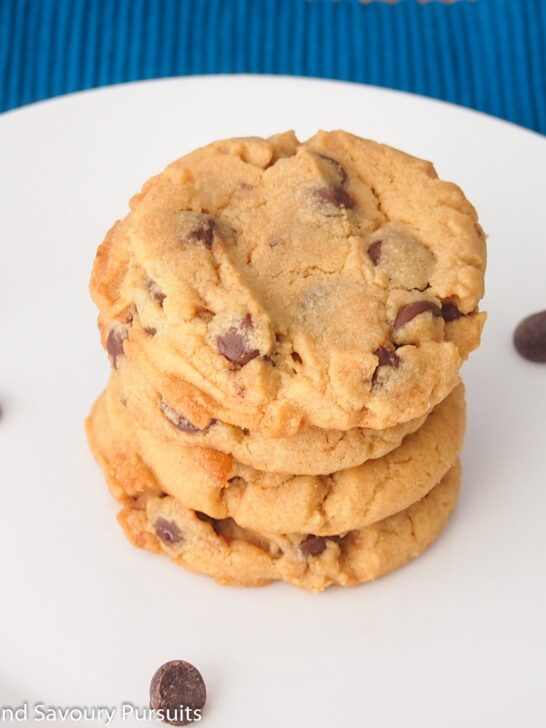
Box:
[86,130,486,591]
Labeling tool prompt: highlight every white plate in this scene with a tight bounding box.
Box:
[1,76,545,728]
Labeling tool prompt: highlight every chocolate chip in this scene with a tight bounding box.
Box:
[154,518,183,546]
[300,535,326,557]
[147,278,166,306]
[144,327,157,336]
[196,308,214,323]
[184,216,216,249]
[441,301,463,322]
[150,660,206,726]
[372,346,400,384]
[513,310,546,363]
[316,154,347,185]
[159,401,211,433]
[393,301,442,331]
[291,351,302,364]
[374,346,400,368]
[367,240,382,265]
[120,398,127,407]
[217,315,259,368]
[227,476,247,487]
[106,328,127,368]
[313,184,354,210]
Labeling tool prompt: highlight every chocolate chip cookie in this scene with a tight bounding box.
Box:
[86,373,465,536]
[91,130,486,436]
[118,462,462,592]
[115,361,429,475]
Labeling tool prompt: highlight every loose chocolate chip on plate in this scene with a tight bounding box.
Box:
[513,310,546,363]
[150,660,206,726]
[300,535,327,557]
[217,315,260,368]
[393,301,442,331]
[367,240,382,265]
[441,301,463,322]
[313,184,354,210]
[154,518,184,546]
[106,328,128,369]
[316,154,348,185]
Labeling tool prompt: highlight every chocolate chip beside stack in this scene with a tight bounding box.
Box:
[514,310,546,363]
[150,660,206,726]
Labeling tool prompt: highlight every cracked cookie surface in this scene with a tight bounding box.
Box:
[91,130,486,436]
[86,376,465,536]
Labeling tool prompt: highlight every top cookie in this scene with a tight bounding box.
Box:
[91,130,486,435]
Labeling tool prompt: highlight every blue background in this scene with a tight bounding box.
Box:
[1,0,545,133]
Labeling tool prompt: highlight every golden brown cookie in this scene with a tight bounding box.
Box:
[119,463,462,592]
[90,130,486,436]
[116,363,429,475]
[86,377,465,536]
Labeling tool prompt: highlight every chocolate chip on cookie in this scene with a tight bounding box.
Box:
[154,518,184,546]
[144,327,157,336]
[150,660,206,726]
[183,215,217,249]
[441,301,463,322]
[367,240,382,265]
[316,153,348,185]
[513,310,546,362]
[313,184,354,210]
[393,301,443,331]
[300,535,327,557]
[217,315,260,368]
[374,346,400,369]
[147,278,166,306]
[159,401,210,433]
[106,328,128,369]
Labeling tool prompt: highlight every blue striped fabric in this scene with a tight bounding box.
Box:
[1,0,544,133]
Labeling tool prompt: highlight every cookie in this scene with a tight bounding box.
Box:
[86,378,465,535]
[116,363,428,475]
[119,463,461,592]
[90,130,486,436]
